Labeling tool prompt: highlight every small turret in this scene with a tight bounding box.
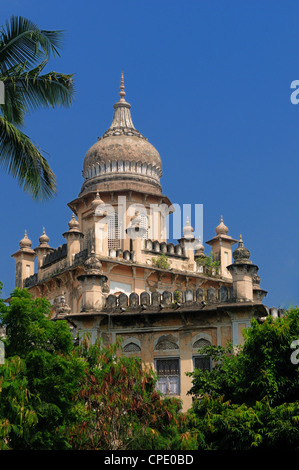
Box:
[77,248,108,312]
[12,231,36,288]
[206,215,238,278]
[227,235,260,302]
[180,217,195,268]
[34,228,53,271]
[63,214,84,265]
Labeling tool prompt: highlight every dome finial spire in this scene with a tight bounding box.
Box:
[119,70,126,101]
[102,72,144,138]
[216,215,229,236]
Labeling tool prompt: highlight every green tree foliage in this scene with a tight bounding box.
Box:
[187,308,299,449]
[0,15,75,200]
[190,396,299,450]
[0,286,194,450]
[64,338,195,450]
[0,287,84,449]
[0,356,37,449]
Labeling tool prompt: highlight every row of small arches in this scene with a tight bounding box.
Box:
[122,336,211,353]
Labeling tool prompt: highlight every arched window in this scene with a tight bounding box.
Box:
[123,342,141,353]
[193,338,211,349]
[155,339,179,351]
[193,338,212,372]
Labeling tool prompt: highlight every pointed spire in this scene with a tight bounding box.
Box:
[19,230,32,249]
[91,191,105,213]
[194,235,204,253]
[183,216,194,240]
[39,227,50,247]
[101,72,145,139]
[216,215,229,236]
[119,70,126,102]
[233,234,251,264]
[68,213,80,231]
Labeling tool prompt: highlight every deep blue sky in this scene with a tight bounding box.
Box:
[0,0,298,308]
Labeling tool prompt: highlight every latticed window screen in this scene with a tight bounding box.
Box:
[156,358,180,395]
[193,338,211,349]
[108,212,121,250]
[194,356,211,372]
[193,338,212,372]
[140,213,148,239]
[155,340,179,351]
[123,342,141,352]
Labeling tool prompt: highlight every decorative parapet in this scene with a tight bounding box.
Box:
[103,285,236,312]
[73,249,88,265]
[108,249,134,261]
[23,273,38,288]
[42,244,67,268]
[143,239,187,259]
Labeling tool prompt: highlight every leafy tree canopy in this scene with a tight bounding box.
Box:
[63,337,195,450]
[187,308,299,450]
[0,287,84,450]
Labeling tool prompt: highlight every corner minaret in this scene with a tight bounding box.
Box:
[77,249,108,312]
[206,216,238,278]
[227,235,259,302]
[34,228,53,272]
[12,231,36,288]
[63,214,84,265]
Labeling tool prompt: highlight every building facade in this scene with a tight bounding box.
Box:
[12,74,269,411]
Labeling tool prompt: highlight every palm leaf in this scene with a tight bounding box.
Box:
[0,116,56,200]
[3,63,74,112]
[0,61,75,123]
[0,15,64,73]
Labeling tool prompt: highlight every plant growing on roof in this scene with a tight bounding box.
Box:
[196,252,220,277]
[152,253,170,270]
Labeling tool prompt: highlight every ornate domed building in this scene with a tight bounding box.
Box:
[11,74,270,411]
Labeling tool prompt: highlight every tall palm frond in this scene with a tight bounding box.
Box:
[0,117,56,200]
[0,16,63,72]
[1,61,74,124]
[0,15,75,200]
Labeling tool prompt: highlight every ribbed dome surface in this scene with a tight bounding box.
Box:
[83,134,161,170]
